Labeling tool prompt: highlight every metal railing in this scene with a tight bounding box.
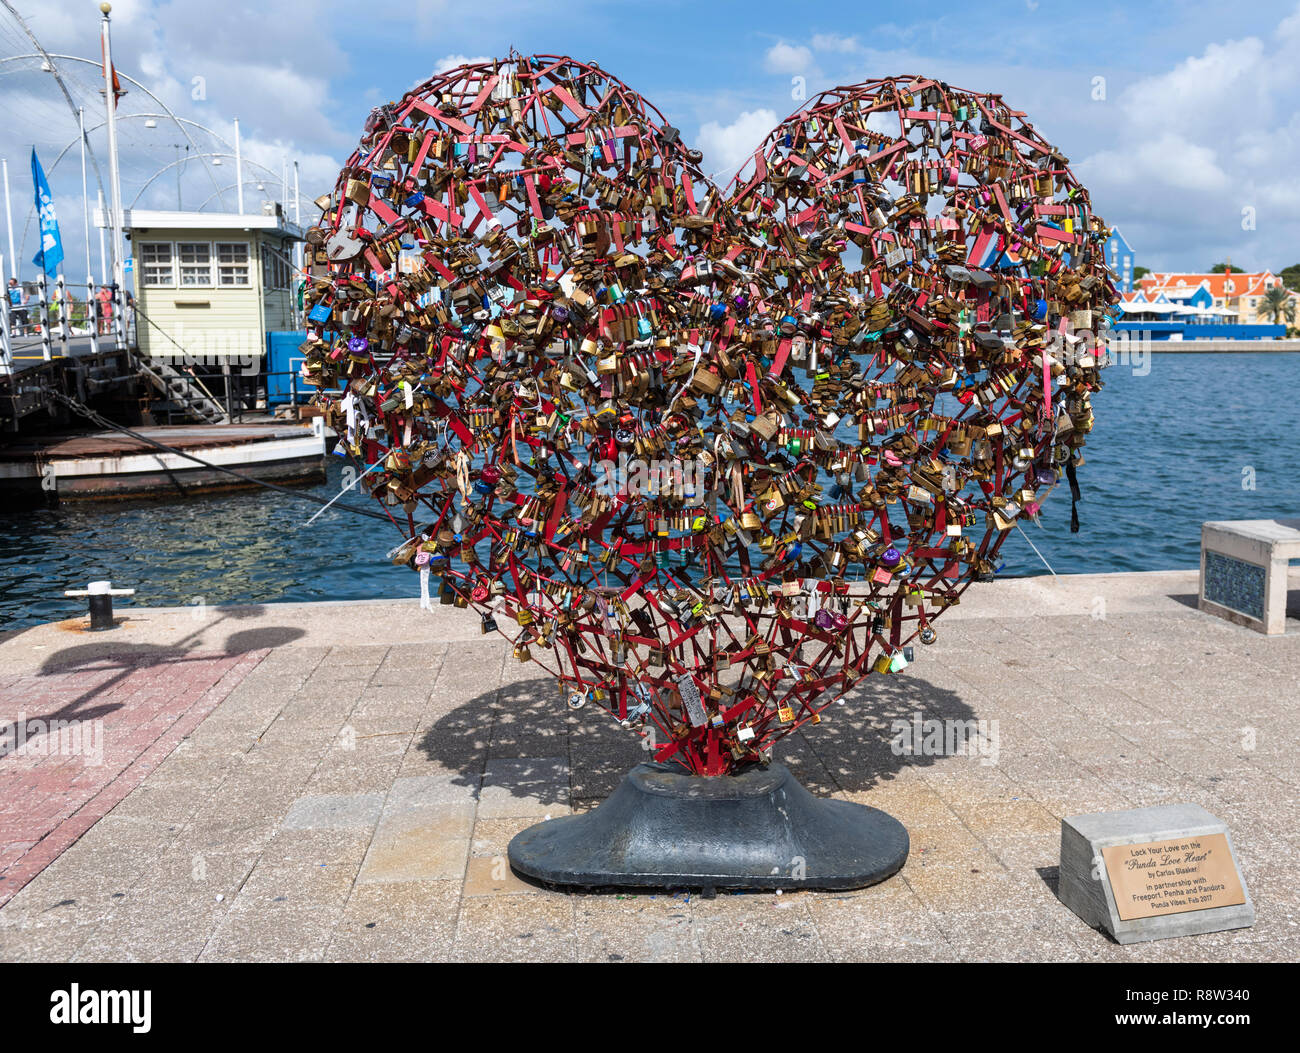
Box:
[3,271,131,363]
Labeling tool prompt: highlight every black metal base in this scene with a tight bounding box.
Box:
[507,761,909,892]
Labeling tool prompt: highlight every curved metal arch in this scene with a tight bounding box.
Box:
[0,51,228,210]
[0,3,106,202]
[36,113,235,189]
[193,180,276,211]
[130,153,300,209]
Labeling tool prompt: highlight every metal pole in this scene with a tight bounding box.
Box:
[0,253,12,376]
[56,272,69,356]
[292,159,302,329]
[37,273,51,361]
[78,109,100,356]
[101,4,127,351]
[79,107,94,280]
[96,188,107,286]
[1,159,14,284]
[234,117,243,214]
[289,361,298,420]
[222,359,234,421]
[87,279,98,355]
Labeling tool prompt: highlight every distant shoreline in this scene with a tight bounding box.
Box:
[1139,342,1300,353]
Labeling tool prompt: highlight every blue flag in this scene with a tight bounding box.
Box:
[31,148,64,276]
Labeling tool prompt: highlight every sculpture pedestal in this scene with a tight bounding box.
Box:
[507,761,908,892]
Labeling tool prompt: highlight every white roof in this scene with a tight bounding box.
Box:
[94,208,303,240]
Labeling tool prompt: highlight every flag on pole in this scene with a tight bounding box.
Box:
[31,148,64,276]
[101,35,125,109]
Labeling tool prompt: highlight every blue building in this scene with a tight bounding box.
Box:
[1104,227,1135,292]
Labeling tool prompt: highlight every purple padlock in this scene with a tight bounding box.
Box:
[348,336,370,355]
[814,609,835,630]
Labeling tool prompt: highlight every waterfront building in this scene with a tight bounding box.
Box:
[1114,283,1284,340]
[95,204,303,364]
[1103,227,1136,292]
[1136,271,1292,326]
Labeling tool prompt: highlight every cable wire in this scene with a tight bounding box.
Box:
[47,389,397,525]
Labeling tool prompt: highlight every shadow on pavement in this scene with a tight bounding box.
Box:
[0,608,303,761]
[416,669,978,807]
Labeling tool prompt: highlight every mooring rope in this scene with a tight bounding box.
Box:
[47,390,396,525]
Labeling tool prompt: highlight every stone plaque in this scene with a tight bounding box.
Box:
[1058,803,1254,945]
[1101,834,1246,921]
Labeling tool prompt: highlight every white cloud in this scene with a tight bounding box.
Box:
[811,34,860,54]
[431,55,493,76]
[697,108,778,177]
[1074,7,1300,270]
[763,42,813,75]
[406,58,492,94]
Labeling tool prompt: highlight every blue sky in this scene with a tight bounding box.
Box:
[3,0,1299,282]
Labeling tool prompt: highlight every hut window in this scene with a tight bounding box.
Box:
[216,242,250,286]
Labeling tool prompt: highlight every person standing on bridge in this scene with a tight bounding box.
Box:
[96,284,113,335]
[7,278,28,336]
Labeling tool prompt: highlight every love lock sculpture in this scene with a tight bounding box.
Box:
[302,54,1118,891]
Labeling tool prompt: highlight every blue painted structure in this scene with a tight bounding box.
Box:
[1110,320,1286,340]
[1104,227,1136,292]
[265,330,307,404]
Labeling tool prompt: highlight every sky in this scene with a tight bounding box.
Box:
[2,0,1298,285]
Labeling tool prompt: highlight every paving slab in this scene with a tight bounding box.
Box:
[0,568,1297,961]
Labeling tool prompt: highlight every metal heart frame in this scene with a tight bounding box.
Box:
[301,54,1118,776]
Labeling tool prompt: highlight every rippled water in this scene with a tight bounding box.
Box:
[2,352,1297,631]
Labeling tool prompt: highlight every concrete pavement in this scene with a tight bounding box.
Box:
[0,569,1296,962]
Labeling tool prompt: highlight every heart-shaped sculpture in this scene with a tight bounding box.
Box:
[302,55,1117,776]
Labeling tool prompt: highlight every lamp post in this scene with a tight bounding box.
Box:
[234,117,243,214]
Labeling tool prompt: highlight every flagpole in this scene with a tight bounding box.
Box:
[100,1,127,352]
[80,106,97,355]
[36,189,50,362]
[2,158,14,284]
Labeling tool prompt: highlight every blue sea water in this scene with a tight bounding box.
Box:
[2,352,1297,631]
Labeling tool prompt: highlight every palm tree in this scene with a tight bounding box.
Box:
[1260,285,1296,329]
